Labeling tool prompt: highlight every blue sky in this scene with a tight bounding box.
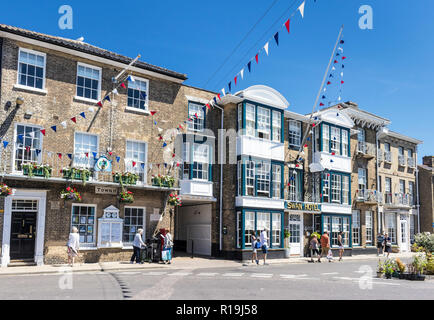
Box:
[1,0,433,161]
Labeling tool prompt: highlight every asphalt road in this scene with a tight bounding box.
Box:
[0,259,433,300]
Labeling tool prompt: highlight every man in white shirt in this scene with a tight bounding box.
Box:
[260,228,269,265]
[130,229,146,264]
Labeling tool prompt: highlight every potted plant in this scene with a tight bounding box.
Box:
[152,174,175,188]
[284,229,291,258]
[376,259,385,278]
[168,193,182,207]
[113,172,139,185]
[412,253,427,281]
[383,259,394,279]
[60,186,82,202]
[0,183,12,197]
[23,163,52,178]
[62,167,91,185]
[395,258,406,279]
[119,190,134,203]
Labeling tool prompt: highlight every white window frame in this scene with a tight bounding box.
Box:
[256,212,270,238]
[342,175,349,205]
[246,103,256,137]
[386,213,397,244]
[331,174,341,203]
[73,132,99,169]
[272,212,281,247]
[192,144,209,181]
[256,161,270,197]
[126,76,149,112]
[188,101,205,132]
[272,164,281,199]
[12,123,43,173]
[75,62,102,103]
[342,130,349,157]
[289,170,298,201]
[272,111,281,142]
[125,140,148,184]
[236,211,242,249]
[366,211,373,245]
[322,172,330,203]
[288,120,301,147]
[237,103,243,134]
[245,160,255,196]
[358,168,367,195]
[244,211,255,246]
[322,124,330,153]
[71,204,97,248]
[352,210,360,246]
[123,206,146,246]
[16,47,46,91]
[257,106,271,140]
[330,126,341,155]
[237,160,242,196]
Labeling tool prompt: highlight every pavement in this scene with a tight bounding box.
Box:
[0,251,422,276]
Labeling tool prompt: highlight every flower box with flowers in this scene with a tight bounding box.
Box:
[152,175,175,188]
[60,187,82,202]
[0,183,12,197]
[22,163,52,178]
[168,193,182,206]
[113,172,139,185]
[119,190,134,203]
[62,167,91,183]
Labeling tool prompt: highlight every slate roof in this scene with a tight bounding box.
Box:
[0,24,187,81]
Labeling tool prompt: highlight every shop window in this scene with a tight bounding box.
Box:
[71,205,96,246]
[272,213,282,246]
[123,207,145,244]
[244,212,255,246]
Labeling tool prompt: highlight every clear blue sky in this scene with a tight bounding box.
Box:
[1,0,433,161]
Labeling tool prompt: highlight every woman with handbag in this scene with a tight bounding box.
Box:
[67,226,80,267]
[164,230,174,264]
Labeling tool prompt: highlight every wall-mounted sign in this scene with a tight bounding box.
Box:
[95,186,118,195]
[94,156,112,172]
[150,214,162,221]
[285,201,321,212]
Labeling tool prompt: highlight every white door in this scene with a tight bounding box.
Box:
[400,220,408,252]
[187,224,211,256]
[288,214,302,256]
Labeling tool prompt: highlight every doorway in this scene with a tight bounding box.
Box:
[10,200,38,260]
[400,219,408,252]
[288,214,302,256]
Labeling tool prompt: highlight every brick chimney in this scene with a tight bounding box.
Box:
[422,156,434,168]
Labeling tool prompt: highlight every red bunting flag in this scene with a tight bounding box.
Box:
[132,161,136,167]
[40,129,46,136]
[327,81,331,85]
[234,76,237,85]
[97,101,103,107]
[85,153,89,158]
[295,164,299,168]
[158,135,163,141]
[312,123,316,127]
[194,113,198,118]
[217,94,221,101]
[332,152,336,155]
[287,183,290,187]
[255,54,259,64]
[71,117,76,123]
[334,60,338,63]
[285,19,290,33]
[304,144,308,148]
[179,125,183,130]
[25,146,30,153]
[108,152,113,156]
[341,80,344,84]
[176,162,180,167]
[150,110,157,116]
[342,56,346,60]
[57,153,62,159]
[120,83,126,89]
[320,102,324,106]
[206,103,211,110]
[172,153,175,158]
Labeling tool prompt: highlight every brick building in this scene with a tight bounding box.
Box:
[418,156,434,233]
[0,24,215,266]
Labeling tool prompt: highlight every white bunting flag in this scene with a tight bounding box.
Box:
[28,132,35,138]
[338,96,342,101]
[332,66,336,71]
[47,152,52,158]
[221,88,226,96]
[112,88,119,95]
[340,72,344,77]
[240,68,244,80]
[88,107,95,113]
[158,127,163,133]
[264,42,269,56]
[338,47,343,52]
[298,1,305,18]
[60,121,67,129]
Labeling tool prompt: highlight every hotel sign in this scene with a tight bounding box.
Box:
[285,201,321,212]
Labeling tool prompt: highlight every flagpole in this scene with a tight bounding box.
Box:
[293,24,344,164]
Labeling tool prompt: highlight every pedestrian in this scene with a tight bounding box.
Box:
[67,226,80,267]
[309,234,320,263]
[376,231,385,256]
[318,231,331,263]
[384,232,392,258]
[130,228,145,264]
[163,229,174,264]
[338,231,344,261]
[260,228,269,265]
[251,233,259,265]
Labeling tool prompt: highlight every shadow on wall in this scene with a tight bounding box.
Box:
[0,104,19,139]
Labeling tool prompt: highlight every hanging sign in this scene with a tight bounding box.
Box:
[94,155,112,172]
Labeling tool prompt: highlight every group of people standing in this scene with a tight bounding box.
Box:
[251,228,270,265]
[309,231,345,263]
[376,231,392,257]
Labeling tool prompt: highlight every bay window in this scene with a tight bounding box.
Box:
[331,174,341,203]
[192,144,209,180]
[322,124,330,153]
[272,213,282,246]
[322,172,330,203]
[330,126,340,155]
[256,161,270,197]
[246,103,256,137]
[272,164,281,199]
[257,107,270,139]
[245,160,255,196]
[321,171,350,204]
[320,123,350,156]
[272,111,281,142]
[342,130,349,156]
[342,175,350,205]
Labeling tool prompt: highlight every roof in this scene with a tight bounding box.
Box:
[234,85,289,110]
[418,164,434,172]
[0,24,187,81]
[382,129,423,145]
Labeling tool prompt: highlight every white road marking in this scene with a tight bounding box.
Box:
[168,272,192,276]
[197,272,219,277]
[223,273,245,277]
[118,272,140,275]
[143,271,168,276]
[280,274,308,279]
[333,276,359,281]
[250,273,273,278]
[321,272,339,275]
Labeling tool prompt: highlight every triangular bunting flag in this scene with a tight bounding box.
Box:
[71,117,76,123]
[67,153,72,159]
[92,152,97,158]
[206,103,211,110]
[240,68,244,79]
[57,153,62,159]
[112,88,118,95]
[120,83,126,89]
[341,80,344,84]
[221,88,226,96]
[116,156,120,163]
[97,101,103,107]
[85,152,89,158]
[285,19,290,33]
[264,42,269,56]
[162,142,167,148]
[132,161,136,167]
[79,112,86,119]
[3,141,9,148]
[88,107,95,113]
[342,56,346,60]
[18,134,24,141]
[141,163,145,169]
[274,32,279,46]
[298,1,305,18]
[247,61,251,72]
[255,54,258,64]
[234,76,237,86]
[51,126,57,132]
[213,97,217,104]
[35,149,41,156]
[108,151,113,156]
[150,110,157,116]
[217,94,221,101]
[127,75,135,82]
[104,96,111,102]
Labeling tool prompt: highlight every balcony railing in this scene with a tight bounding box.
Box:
[357,141,376,158]
[398,155,406,166]
[383,192,413,207]
[377,150,384,162]
[384,151,392,163]
[356,189,382,203]
[407,157,416,168]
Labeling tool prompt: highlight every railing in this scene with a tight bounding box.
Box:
[383,192,413,207]
[377,150,384,162]
[407,157,415,168]
[384,151,392,163]
[398,155,406,166]
[356,189,382,203]
[357,141,376,157]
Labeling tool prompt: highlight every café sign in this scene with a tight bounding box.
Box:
[285,201,321,212]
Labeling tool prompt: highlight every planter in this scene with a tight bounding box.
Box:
[376,272,383,278]
[284,248,290,258]
[398,273,405,279]
[63,170,90,181]
[385,273,392,279]
[113,175,137,185]
[23,167,52,178]
[392,271,399,278]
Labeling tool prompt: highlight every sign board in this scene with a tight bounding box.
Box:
[95,186,118,195]
[285,201,321,212]
[150,214,162,221]
[94,156,112,172]
[50,201,61,210]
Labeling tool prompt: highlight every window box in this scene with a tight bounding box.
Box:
[62,167,91,183]
[113,172,139,185]
[22,164,52,178]
[151,175,175,188]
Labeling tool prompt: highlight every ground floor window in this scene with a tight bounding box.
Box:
[236,210,284,249]
[409,214,415,243]
[71,205,96,245]
[365,211,373,245]
[386,212,397,244]
[318,214,351,248]
[352,210,360,246]
[123,207,145,244]
[288,214,301,244]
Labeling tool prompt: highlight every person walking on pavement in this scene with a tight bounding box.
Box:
[377,231,385,256]
[260,228,269,265]
[163,229,174,264]
[67,226,80,267]
[338,231,344,261]
[384,232,392,258]
[251,233,259,265]
[318,231,331,263]
[309,234,320,263]
[130,228,146,264]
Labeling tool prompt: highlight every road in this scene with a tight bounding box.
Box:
[0,259,433,300]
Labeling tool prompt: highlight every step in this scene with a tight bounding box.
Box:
[8,259,37,267]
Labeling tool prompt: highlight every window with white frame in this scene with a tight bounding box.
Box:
[342,175,350,205]
[342,216,350,247]
[257,212,270,236]
[14,124,42,171]
[181,142,190,179]
[188,102,205,132]
[322,172,330,203]
[358,168,367,194]
[272,213,281,246]
[245,160,255,196]
[257,107,270,140]
[289,214,301,244]
[409,181,415,205]
[244,212,255,246]
[289,170,299,201]
[358,128,365,142]
[74,132,98,168]
[256,161,270,197]
[71,205,96,245]
[123,207,145,244]
[322,124,330,153]
[331,216,342,247]
[330,126,341,155]
[352,210,360,246]
[386,213,397,244]
[366,211,373,244]
[246,103,256,137]
[237,160,242,196]
[76,63,101,101]
[127,78,149,110]
[192,144,209,180]
[323,216,331,233]
[272,111,281,142]
[272,164,281,199]
[237,211,242,248]
[125,141,147,183]
[17,48,45,90]
[342,130,349,157]
[399,179,405,194]
[237,103,243,134]
[331,174,341,203]
[288,120,301,147]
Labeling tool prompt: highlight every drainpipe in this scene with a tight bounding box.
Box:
[213,103,224,253]
[376,127,382,233]
[415,145,420,234]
